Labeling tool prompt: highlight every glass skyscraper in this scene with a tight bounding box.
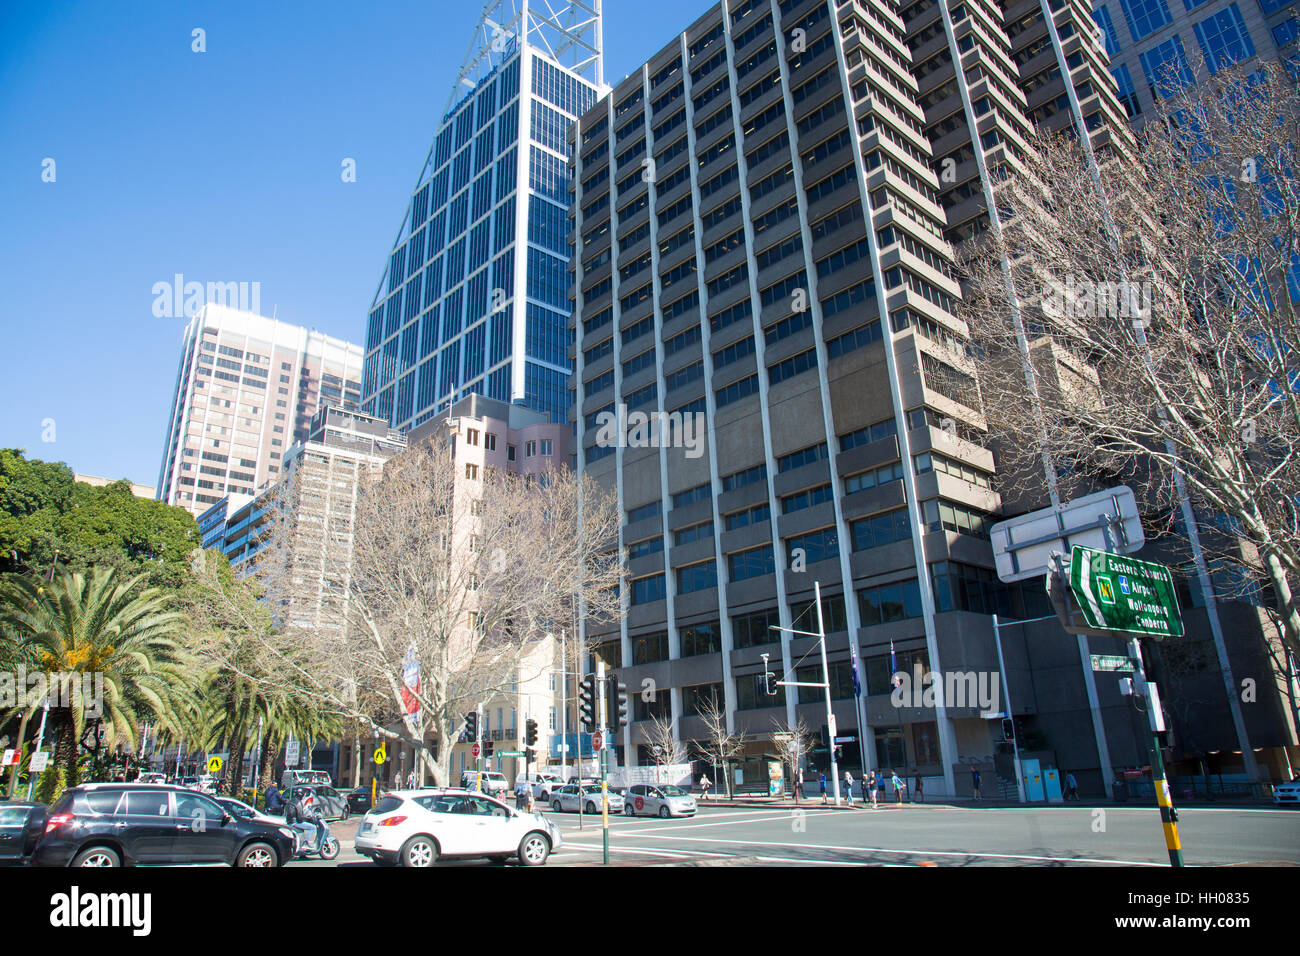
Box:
[362,3,605,428]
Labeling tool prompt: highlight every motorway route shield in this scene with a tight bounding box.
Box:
[1068,545,1184,638]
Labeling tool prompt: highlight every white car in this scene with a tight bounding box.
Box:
[623,784,697,818]
[549,783,625,815]
[134,773,167,785]
[354,789,561,867]
[1273,780,1300,805]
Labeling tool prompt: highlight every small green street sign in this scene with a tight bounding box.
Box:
[498,750,525,758]
[1068,545,1184,638]
[1089,654,1135,672]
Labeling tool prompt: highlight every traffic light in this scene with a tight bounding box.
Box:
[524,718,539,748]
[578,674,597,729]
[465,712,478,741]
[609,677,629,727]
[484,738,495,757]
[1002,717,1014,741]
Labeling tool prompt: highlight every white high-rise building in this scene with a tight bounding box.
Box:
[157,304,364,515]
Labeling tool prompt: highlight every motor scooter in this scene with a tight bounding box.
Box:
[290,818,340,861]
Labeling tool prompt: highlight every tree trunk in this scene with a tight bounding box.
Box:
[258,732,280,793]
[1263,550,1300,655]
[224,720,246,797]
[54,710,79,785]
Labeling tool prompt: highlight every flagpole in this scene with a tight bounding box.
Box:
[851,647,869,780]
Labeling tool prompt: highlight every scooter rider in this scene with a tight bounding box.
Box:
[295,790,328,854]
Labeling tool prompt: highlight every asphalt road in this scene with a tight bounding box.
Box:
[295,803,1300,867]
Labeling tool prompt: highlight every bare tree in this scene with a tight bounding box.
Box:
[956,61,1300,652]
[643,713,687,785]
[770,716,813,800]
[690,694,746,798]
[227,431,623,787]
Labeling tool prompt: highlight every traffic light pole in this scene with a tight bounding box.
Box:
[596,661,610,866]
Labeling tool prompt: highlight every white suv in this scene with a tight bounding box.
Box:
[355,789,561,867]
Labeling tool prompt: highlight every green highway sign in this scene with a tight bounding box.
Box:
[1090,654,1135,672]
[1068,545,1184,638]
[498,750,525,758]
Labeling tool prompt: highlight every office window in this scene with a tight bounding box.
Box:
[1092,5,1122,55]
[631,575,667,606]
[1140,36,1195,99]
[858,579,923,625]
[1111,63,1142,116]
[789,593,848,634]
[732,607,781,648]
[540,440,553,456]
[631,630,669,664]
[729,545,775,581]
[1118,0,1173,42]
[526,441,537,457]
[679,621,722,657]
[677,561,718,594]
[850,508,912,551]
[785,528,840,566]
[1194,5,1257,72]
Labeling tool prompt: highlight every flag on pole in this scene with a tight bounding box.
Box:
[851,646,861,698]
[890,638,902,689]
[401,643,420,724]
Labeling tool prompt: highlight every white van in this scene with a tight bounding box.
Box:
[518,772,563,801]
[459,770,509,797]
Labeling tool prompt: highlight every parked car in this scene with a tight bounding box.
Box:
[284,784,349,822]
[33,784,296,867]
[459,770,509,797]
[346,786,375,813]
[1273,779,1300,805]
[355,789,560,867]
[622,784,697,818]
[549,783,625,815]
[134,773,167,785]
[0,801,48,865]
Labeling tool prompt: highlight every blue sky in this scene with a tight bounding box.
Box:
[0,0,712,488]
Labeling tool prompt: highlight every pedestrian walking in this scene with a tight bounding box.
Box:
[514,776,529,810]
[866,770,878,808]
[914,770,924,804]
[891,770,904,804]
[796,768,805,801]
[1064,771,1079,801]
[843,770,854,804]
[971,767,982,801]
[818,772,827,804]
[699,773,711,800]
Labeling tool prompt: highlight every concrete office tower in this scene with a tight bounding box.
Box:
[570,0,1031,795]
[361,1,605,431]
[157,304,364,516]
[1088,0,1296,128]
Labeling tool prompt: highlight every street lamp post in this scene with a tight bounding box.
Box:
[770,581,842,805]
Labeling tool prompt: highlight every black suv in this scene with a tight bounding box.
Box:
[33,784,296,867]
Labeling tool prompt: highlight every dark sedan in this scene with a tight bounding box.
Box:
[346,786,374,814]
[0,801,48,864]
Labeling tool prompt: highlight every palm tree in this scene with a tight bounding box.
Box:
[0,568,193,785]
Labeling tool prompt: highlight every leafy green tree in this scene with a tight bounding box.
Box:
[0,449,198,589]
[0,568,195,782]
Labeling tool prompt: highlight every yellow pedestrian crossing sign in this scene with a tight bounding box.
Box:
[207,756,223,773]
[373,743,387,765]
